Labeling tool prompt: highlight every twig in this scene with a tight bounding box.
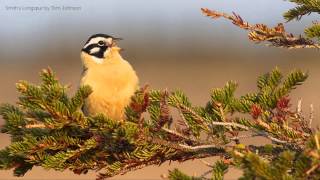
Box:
[315,134,320,150]
[178,144,219,151]
[97,159,162,180]
[148,137,188,151]
[177,106,191,130]
[162,127,185,138]
[210,121,249,130]
[161,127,196,142]
[297,99,302,115]
[230,134,259,141]
[178,103,210,130]
[178,103,249,130]
[98,151,226,179]
[255,131,289,144]
[282,123,310,137]
[155,90,171,131]
[309,104,314,128]
[200,169,213,179]
[218,105,234,132]
[230,130,290,145]
[306,164,320,175]
[200,159,213,168]
[25,123,46,128]
[295,99,306,124]
[201,8,320,49]
[149,136,226,152]
[218,105,226,122]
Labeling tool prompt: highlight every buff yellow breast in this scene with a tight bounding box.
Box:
[80,47,139,120]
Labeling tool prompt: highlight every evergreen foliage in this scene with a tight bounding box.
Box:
[283,0,320,21]
[202,0,320,48]
[232,133,320,180]
[0,67,315,180]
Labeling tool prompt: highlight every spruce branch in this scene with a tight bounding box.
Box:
[201,7,320,49]
[284,0,320,21]
[305,22,320,40]
[0,67,315,180]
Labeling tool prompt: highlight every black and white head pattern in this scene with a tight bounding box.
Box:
[82,34,121,64]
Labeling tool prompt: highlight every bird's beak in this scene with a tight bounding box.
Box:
[111,37,122,47]
[113,37,123,41]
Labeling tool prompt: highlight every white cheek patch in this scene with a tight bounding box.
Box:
[90,47,100,54]
[92,56,104,64]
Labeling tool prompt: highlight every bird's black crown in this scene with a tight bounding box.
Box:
[82,34,121,59]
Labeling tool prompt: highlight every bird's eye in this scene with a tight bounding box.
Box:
[97,41,105,46]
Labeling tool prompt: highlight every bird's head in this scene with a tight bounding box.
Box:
[81,34,123,66]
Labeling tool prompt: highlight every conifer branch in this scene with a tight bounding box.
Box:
[201,5,320,49]
[284,0,320,21]
[0,67,316,179]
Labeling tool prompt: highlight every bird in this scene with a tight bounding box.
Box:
[80,34,139,121]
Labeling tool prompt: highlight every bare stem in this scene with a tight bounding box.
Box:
[178,144,220,151]
[309,104,314,128]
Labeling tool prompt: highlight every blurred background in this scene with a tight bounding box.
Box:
[0,0,319,179]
